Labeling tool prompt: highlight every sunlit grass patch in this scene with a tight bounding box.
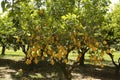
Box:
[0,47,25,61]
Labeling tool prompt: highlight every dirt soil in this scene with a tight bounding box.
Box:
[0,58,120,80]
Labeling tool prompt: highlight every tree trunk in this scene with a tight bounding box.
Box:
[115,58,120,75]
[58,61,79,80]
[22,45,26,54]
[1,45,6,55]
[21,44,29,55]
[58,63,72,80]
[79,53,85,66]
[78,48,89,66]
[107,53,120,75]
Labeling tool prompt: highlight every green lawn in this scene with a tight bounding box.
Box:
[68,50,120,67]
[103,51,120,62]
[0,47,120,66]
[0,48,25,61]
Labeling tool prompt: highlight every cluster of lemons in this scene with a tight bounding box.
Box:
[25,29,109,69]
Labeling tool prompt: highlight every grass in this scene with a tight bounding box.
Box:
[0,47,120,66]
[68,50,120,67]
[0,48,25,61]
[1,47,120,65]
[103,51,120,62]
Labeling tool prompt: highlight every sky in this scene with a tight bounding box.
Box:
[110,0,119,7]
[111,0,119,4]
[0,0,119,13]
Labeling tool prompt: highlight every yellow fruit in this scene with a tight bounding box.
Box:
[106,49,110,54]
[58,56,62,61]
[90,57,93,62]
[69,45,72,49]
[34,58,38,64]
[92,47,97,52]
[100,63,104,68]
[30,56,33,60]
[50,56,54,59]
[63,59,68,63]
[26,59,31,65]
[47,49,51,55]
[77,42,81,48]
[97,59,101,63]
[31,47,37,52]
[41,56,44,61]
[50,60,55,65]
[38,52,41,57]
[27,50,31,54]
[103,41,107,45]
[94,61,97,66]
[95,42,99,47]
[92,56,96,60]
[63,50,67,55]
[100,51,104,57]
[44,52,47,56]
[57,52,62,61]
[52,53,55,57]
[27,53,30,58]
[89,44,93,48]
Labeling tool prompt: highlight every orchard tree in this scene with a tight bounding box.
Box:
[72,0,111,65]
[0,0,31,55]
[23,0,111,79]
[103,2,120,74]
[1,0,117,79]
[0,13,16,55]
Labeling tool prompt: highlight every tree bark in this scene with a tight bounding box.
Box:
[79,53,85,66]
[58,63,72,80]
[1,45,6,55]
[107,53,120,75]
[58,61,79,80]
[78,47,89,66]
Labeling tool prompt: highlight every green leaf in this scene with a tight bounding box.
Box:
[1,1,5,12]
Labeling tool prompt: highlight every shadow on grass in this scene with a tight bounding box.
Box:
[0,58,64,80]
[0,58,120,80]
[73,64,120,80]
[70,59,120,80]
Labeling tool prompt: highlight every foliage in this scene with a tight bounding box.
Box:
[1,0,120,79]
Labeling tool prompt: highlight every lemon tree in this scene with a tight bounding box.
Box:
[1,0,119,79]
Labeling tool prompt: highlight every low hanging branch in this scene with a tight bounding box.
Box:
[107,53,120,74]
